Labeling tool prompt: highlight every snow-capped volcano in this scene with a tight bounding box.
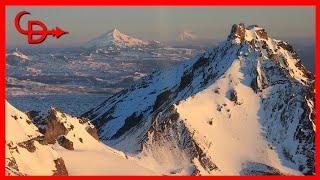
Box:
[83,24,315,175]
[178,31,198,41]
[85,28,150,49]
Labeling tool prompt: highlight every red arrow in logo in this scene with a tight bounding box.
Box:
[15,11,68,44]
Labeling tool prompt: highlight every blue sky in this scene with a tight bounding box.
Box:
[6,6,315,47]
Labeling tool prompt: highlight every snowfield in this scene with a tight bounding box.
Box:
[6,101,156,175]
[176,59,301,175]
[49,110,155,175]
[5,101,64,176]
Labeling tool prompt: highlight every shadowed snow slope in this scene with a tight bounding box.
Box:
[84,24,315,175]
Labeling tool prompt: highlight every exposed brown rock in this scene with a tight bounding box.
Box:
[229,23,246,41]
[57,135,74,150]
[277,41,299,59]
[295,60,314,80]
[86,126,99,140]
[255,29,268,40]
[249,39,256,48]
[277,41,295,54]
[6,156,19,172]
[53,158,68,176]
[7,142,19,153]
[214,88,220,94]
[17,140,36,153]
[44,109,68,144]
[282,57,289,67]
[269,53,280,64]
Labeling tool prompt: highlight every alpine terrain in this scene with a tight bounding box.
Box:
[6,24,315,176]
[83,24,315,175]
[6,28,198,115]
[5,101,154,175]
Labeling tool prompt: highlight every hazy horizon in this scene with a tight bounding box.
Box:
[6,6,315,47]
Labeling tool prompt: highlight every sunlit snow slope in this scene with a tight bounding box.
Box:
[84,24,315,175]
[5,102,155,175]
[5,101,68,176]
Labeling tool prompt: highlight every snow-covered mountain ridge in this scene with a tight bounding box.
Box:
[6,49,31,67]
[5,101,68,176]
[83,24,315,175]
[6,49,31,61]
[5,101,155,175]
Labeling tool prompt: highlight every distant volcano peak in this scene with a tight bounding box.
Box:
[85,28,149,49]
[178,30,197,41]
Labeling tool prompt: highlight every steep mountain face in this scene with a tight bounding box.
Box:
[83,24,315,175]
[5,101,68,176]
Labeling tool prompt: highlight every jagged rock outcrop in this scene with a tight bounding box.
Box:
[43,108,69,144]
[57,135,74,150]
[5,101,68,176]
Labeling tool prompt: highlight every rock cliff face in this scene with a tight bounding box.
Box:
[83,24,315,175]
[5,101,68,176]
[40,108,101,151]
[5,103,103,176]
